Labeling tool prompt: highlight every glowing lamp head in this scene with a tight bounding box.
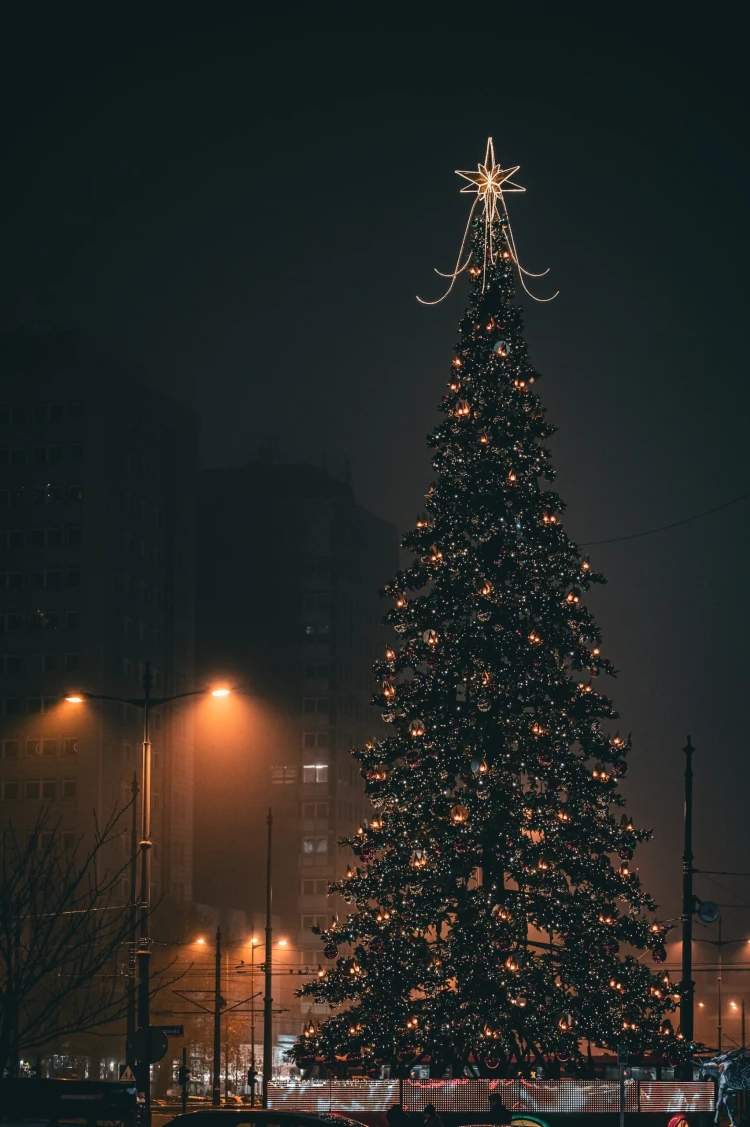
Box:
[196,937,206,945]
[211,687,231,698]
[65,694,86,704]
[278,938,288,948]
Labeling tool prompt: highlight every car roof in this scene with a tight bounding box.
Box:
[163,1115,348,1126]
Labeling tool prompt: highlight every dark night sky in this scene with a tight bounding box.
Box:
[2,6,749,923]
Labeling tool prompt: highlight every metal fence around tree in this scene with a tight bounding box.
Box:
[268,1079,714,1114]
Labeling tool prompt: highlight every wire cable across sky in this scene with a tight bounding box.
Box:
[579,490,750,547]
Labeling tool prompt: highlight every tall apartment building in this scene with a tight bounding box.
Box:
[0,330,197,910]
[194,462,398,1056]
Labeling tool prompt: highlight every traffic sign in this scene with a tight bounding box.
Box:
[120,1065,136,1082]
[156,1024,184,1037]
[698,900,720,924]
[133,1025,169,1064]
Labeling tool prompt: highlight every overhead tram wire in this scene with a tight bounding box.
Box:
[577,490,750,547]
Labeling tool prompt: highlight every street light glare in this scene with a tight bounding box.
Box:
[211,687,231,697]
[65,694,85,704]
[196,937,206,945]
[251,936,260,945]
[278,939,288,947]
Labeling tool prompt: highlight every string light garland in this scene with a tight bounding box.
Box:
[293,153,692,1078]
[418,137,558,306]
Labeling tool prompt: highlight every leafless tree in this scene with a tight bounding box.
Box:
[0,802,179,1075]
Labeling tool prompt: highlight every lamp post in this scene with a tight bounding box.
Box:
[263,809,273,1109]
[65,668,231,1125]
[126,772,139,1071]
[249,936,260,1106]
[213,927,222,1107]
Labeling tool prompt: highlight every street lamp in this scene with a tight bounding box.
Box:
[236,934,289,1106]
[695,920,748,1051]
[65,663,231,1123]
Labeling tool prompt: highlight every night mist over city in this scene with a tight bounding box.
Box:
[1,8,749,1127]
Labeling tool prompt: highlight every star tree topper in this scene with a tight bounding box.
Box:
[418,137,556,305]
[456,137,525,223]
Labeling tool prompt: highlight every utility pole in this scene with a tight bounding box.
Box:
[679,736,695,1075]
[718,917,724,1053]
[224,947,230,1101]
[137,663,153,1125]
[126,773,139,1070]
[250,940,257,1106]
[262,809,273,1109]
[212,927,223,1106]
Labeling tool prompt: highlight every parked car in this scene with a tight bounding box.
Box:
[161,1113,367,1127]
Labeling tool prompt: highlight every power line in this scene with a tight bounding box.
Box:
[579,491,750,547]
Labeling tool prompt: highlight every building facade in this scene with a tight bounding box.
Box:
[0,330,197,910]
[194,462,398,1056]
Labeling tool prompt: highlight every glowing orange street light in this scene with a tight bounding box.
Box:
[60,666,233,1118]
[278,939,288,947]
[196,937,206,945]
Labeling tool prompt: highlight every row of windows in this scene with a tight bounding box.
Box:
[0,445,83,467]
[118,575,164,604]
[0,653,79,674]
[302,697,371,722]
[304,624,330,642]
[124,453,161,482]
[338,801,361,822]
[122,535,169,569]
[2,696,67,715]
[122,495,166,526]
[302,835,328,854]
[303,558,330,580]
[123,618,164,647]
[303,593,330,611]
[1,737,79,758]
[121,659,164,685]
[304,663,329,680]
[302,802,328,819]
[301,914,328,930]
[0,526,82,548]
[114,742,161,768]
[0,485,83,507]
[0,404,84,425]
[0,567,81,590]
[0,610,80,631]
[301,878,329,896]
[302,697,329,714]
[303,732,329,749]
[0,778,77,801]
[270,763,330,785]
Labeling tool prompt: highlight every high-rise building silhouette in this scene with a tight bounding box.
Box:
[194,462,398,1054]
[0,330,197,908]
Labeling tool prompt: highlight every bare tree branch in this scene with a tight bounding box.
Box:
[0,801,185,1072]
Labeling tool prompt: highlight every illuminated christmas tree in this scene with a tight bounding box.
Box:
[294,142,683,1077]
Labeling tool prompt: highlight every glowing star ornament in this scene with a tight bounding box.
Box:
[418,137,558,305]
